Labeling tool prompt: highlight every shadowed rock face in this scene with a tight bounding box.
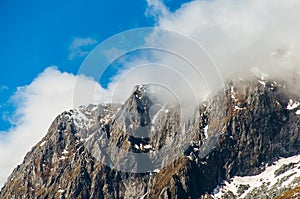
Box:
[1,78,300,199]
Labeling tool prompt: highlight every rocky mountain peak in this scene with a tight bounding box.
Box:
[1,78,300,199]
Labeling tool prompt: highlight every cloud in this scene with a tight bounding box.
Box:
[102,47,126,63]
[150,0,300,83]
[145,0,170,20]
[0,85,8,92]
[68,37,98,60]
[0,67,108,187]
[103,0,300,122]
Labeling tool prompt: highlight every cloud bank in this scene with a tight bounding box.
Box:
[151,0,300,82]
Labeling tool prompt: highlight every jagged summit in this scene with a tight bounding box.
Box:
[1,78,300,199]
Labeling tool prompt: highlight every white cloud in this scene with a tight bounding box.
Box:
[0,85,8,91]
[102,47,126,63]
[146,0,170,20]
[0,67,108,187]
[143,0,300,94]
[68,37,98,60]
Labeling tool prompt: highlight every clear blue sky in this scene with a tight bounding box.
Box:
[0,0,192,131]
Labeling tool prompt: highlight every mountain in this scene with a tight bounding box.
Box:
[1,78,300,199]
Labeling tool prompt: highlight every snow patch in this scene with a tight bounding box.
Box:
[213,185,221,195]
[134,144,139,150]
[287,99,300,110]
[234,106,246,111]
[203,125,208,139]
[59,156,67,160]
[39,141,46,147]
[230,86,238,102]
[140,192,148,199]
[258,80,266,86]
[62,149,69,154]
[143,144,152,150]
[58,189,65,193]
[187,155,193,161]
[213,154,300,198]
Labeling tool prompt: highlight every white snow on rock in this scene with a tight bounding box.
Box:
[135,94,142,99]
[187,155,193,161]
[234,106,246,111]
[65,104,117,133]
[133,144,139,150]
[143,144,152,150]
[258,80,266,86]
[213,185,221,195]
[296,110,300,115]
[287,99,300,110]
[99,118,110,125]
[230,86,238,102]
[62,149,69,155]
[59,156,67,160]
[57,189,65,193]
[72,106,95,129]
[139,192,148,199]
[213,154,300,198]
[150,126,155,132]
[39,141,47,147]
[203,125,208,139]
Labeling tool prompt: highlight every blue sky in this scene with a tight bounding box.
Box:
[0,0,192,131]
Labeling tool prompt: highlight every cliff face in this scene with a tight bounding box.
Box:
[1,78,300,199]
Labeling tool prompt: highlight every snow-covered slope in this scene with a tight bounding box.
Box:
[213,155,300,198]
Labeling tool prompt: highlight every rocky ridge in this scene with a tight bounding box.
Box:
[1,78,300,198]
